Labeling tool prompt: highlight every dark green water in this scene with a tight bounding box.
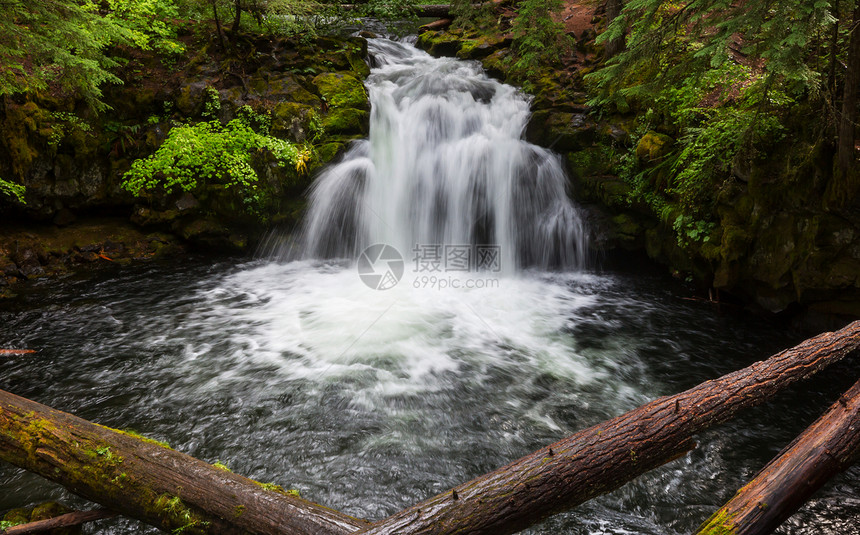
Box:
[1,257,857,534]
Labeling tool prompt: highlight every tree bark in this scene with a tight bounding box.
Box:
[0,389,369,535]
[696,377,860,535]
[830,1,860,206]
[828,0,840,96]
[4,509,117,534]
[231,0,242,33]
[212,0,228,51]
[604,0,625,59]
[351,321,860,535]
[418,19,453,32]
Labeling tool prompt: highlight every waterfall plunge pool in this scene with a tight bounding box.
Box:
[1,37,859,534]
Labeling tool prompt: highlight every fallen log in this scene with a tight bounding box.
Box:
[341,4,456,18]
[696,377,860,535]
[418,18,452,32]
[0,389,368,535]
[352,321,860,535]
[3,508,117,534]
[0,350,36,357]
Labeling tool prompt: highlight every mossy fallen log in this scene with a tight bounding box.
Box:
[352,321,860,535]
[0,389,369,535]
[696,376,860,535]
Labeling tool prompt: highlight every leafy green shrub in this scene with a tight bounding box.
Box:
[0,178,26,204]
[122,108,311,217]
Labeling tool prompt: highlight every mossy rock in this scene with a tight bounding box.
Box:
[271,102,315,141]
[176,218,248,252]
[174,82,209,116]
[636,131,674,162]
[455,35,510,60]
[312,73,368,111]
[566,146,614,182]
[599,179,633,208]
[720,225,752,262]
[610,214,642,241]
[417,31,464,58]
[322,108,369,136]
[2,507,30,527]
[30,502,80,535]
[480,49,511,80]
[314,142,346,166]
[262,74,321,106]
[526,110,595,152]
[30,502,72,522]
[748,214,796,289]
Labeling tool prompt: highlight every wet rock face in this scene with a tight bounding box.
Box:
[0,219,185,295]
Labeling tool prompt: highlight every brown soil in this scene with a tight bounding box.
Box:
[559,1,598,37]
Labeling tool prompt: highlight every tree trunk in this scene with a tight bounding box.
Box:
[212,0,227,51]
[604,0,625,58]
[0,389,369,535]
[696,376,860,535]
[828,0,840,95]
[231,0,242,33]
[830,2,860,205]
[419,19,453,32]
[351,321,860,535]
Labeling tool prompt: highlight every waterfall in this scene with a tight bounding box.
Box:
[295,37,588,272]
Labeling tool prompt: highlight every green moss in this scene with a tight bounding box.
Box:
[265,75,321,106]
[30,502,72,522]
[697,509,738,534]
[636,131,674,162]
[233,505,245,518]
[611,214,643,241]
[113,428,172,449]
[271,102,315,140]
[255,481,301,498]
[153,494,210,535]
[321,108,369,136]
[312,73,368,110]
[314,142,344,166]
[212,461,232,472]
[2,508,30,528]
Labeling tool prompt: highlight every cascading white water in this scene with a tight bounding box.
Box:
[297,38,588,271]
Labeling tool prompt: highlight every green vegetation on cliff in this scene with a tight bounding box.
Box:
[122,105,310,220]
[587,0,859,240]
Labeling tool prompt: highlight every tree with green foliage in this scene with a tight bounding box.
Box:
[0,0,129,109]
[0,0,187,110]
[587,0,860,243]
[509,0,570,82]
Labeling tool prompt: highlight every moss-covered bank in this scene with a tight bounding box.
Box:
[0,31,372,291]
